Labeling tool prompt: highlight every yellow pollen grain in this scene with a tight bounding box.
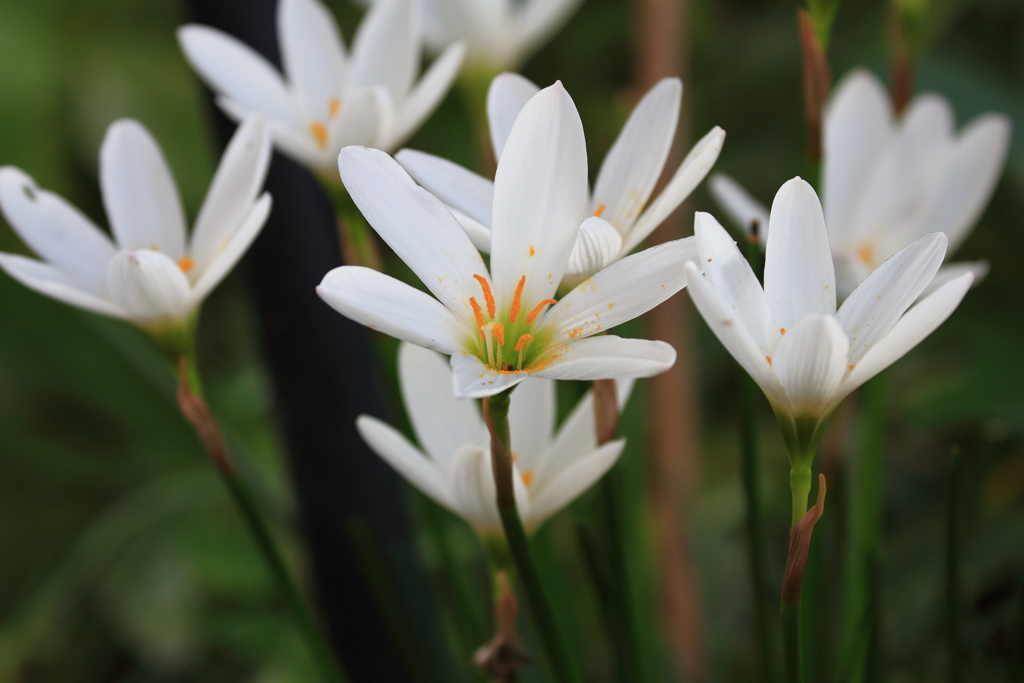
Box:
[177,256,195,273]
[521,471,534,487]
[328,97,341,118]
[780,327,786,335]
[309,121,329,150]
[856,242,875,266]
[766,356,773,366]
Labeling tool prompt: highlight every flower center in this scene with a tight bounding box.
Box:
[468,274,556,373]
[309,98,344,151]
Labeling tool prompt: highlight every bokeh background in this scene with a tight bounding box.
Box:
[0,0,1022,681]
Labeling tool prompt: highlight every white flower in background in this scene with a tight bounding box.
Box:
[0,115,272,336]
[318,83,689,398]
[357,343,631,534]
[361,0,583,71]
[397,73,725,290]
[685,177,973,455]
[710,68,1011,298]
[178,0,465,173]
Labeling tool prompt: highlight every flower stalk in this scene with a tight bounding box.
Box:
[482,388,579,683]
[176,357,347,683]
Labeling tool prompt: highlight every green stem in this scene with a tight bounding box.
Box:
[483,389,579,683]
[947,446,962,683]
[782,600,802,683]
[790,466,813,525]
[180,355,347,683]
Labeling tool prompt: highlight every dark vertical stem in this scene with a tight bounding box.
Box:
[782,601,801,683]
[482,390,579,683]
[947,446,962,683]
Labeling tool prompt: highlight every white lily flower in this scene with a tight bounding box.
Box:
[685,177,973,458]
[396,73,725,289]
[318,83,686,398]
[361,0,582,71]
[710,68,1011,298]
[178,0,465,173]
[357,343,631,535]
[0,115,272,340]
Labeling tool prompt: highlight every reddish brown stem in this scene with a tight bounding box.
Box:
[798,8,833,162]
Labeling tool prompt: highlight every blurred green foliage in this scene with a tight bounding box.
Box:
[0,0,1023,681]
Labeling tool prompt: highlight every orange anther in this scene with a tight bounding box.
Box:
[309,121,329,149]
[472,274,496,318]
[525,299,557,324]
[593,204,606,218]
[521,471,534,487]
[514,334,533,353]
[510,275,526,322]
[177,256,195,273]
[469,297,485,336]
[328,97,341,118]
[493,323,505,346]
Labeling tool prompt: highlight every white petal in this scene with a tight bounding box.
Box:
[356,415,453,508]
[449,351,528,399]
[177,26,298,127]
[516,0,584,65]
[839,272,973,406]
[563,216,623,279]
[218,96,324,169]
[491,82,588,311]
[623,126,725,254]
[450,208,493,253]
[920,260,988,299]
[0,166,116,294]
[507,377,555,475]
[337,146,488,324]
[99,120,187,260]
[330,86,384,152]
[592,78,680,233]
[106,250,192,322]
[190,115,272,276]
[278,0,347,120]
[188,194,272,307]
[0,253,126,318]
[317,266,468,354]
[351,0,419,100]
[399,343,487,467]
[921,113,1012,254]
[531,336,676,381]
[487,72,540,160]
[684,261,785,405]
[395,148,494,227]
[772,313,849,417]
[708,173,770,244]
[546,237,695,341]
[391,42,466,149]
[763,178,836,333]
[524,439,624,530]
[822,69,893,245]
[836,232,946,367]
[694,211,772,352]
[446,444,504,533]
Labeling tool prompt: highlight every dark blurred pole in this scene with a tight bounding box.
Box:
[181,2,417,681]
[634,0,709,679]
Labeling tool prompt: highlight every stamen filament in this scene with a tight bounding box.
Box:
[473,274,496,319]
[482,323,496,366]
[510,275,526,322]
[525,299,558,325]
[493,323,505,369]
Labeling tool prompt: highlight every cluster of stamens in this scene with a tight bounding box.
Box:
[309,97,343,150]
[468,274,555,372]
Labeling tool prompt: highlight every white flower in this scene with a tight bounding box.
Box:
[318,82,688,398]
[396,73,725,289]
[178,0,465,173]
[710,68,1011,298]
[357,343,630,534]
[0,115,272,335]
[685,177,973,455]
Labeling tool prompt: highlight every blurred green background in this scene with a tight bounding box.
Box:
[0,0,1022,681]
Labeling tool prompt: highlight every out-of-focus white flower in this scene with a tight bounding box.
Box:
[686,177,973,457]
[357,343,631,535]
[0,115,272,338]
[710,68,1011,298]
[318,83,687,399]
[178,0,465,173]
[396,73,724,289]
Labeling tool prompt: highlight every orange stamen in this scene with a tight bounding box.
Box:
[177,256,195,273]
[593,204,607,218]
[469,296,485,336]
[473,274,496,318]
[521,471,534,487]
[510,275,526,322]
[328,97,341,118]
[525,299,558,324]
[493,323,505,347]
[309,121,328,150]
[514,334,533,353]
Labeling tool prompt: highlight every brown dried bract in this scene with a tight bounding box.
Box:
[782,474,827,605]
